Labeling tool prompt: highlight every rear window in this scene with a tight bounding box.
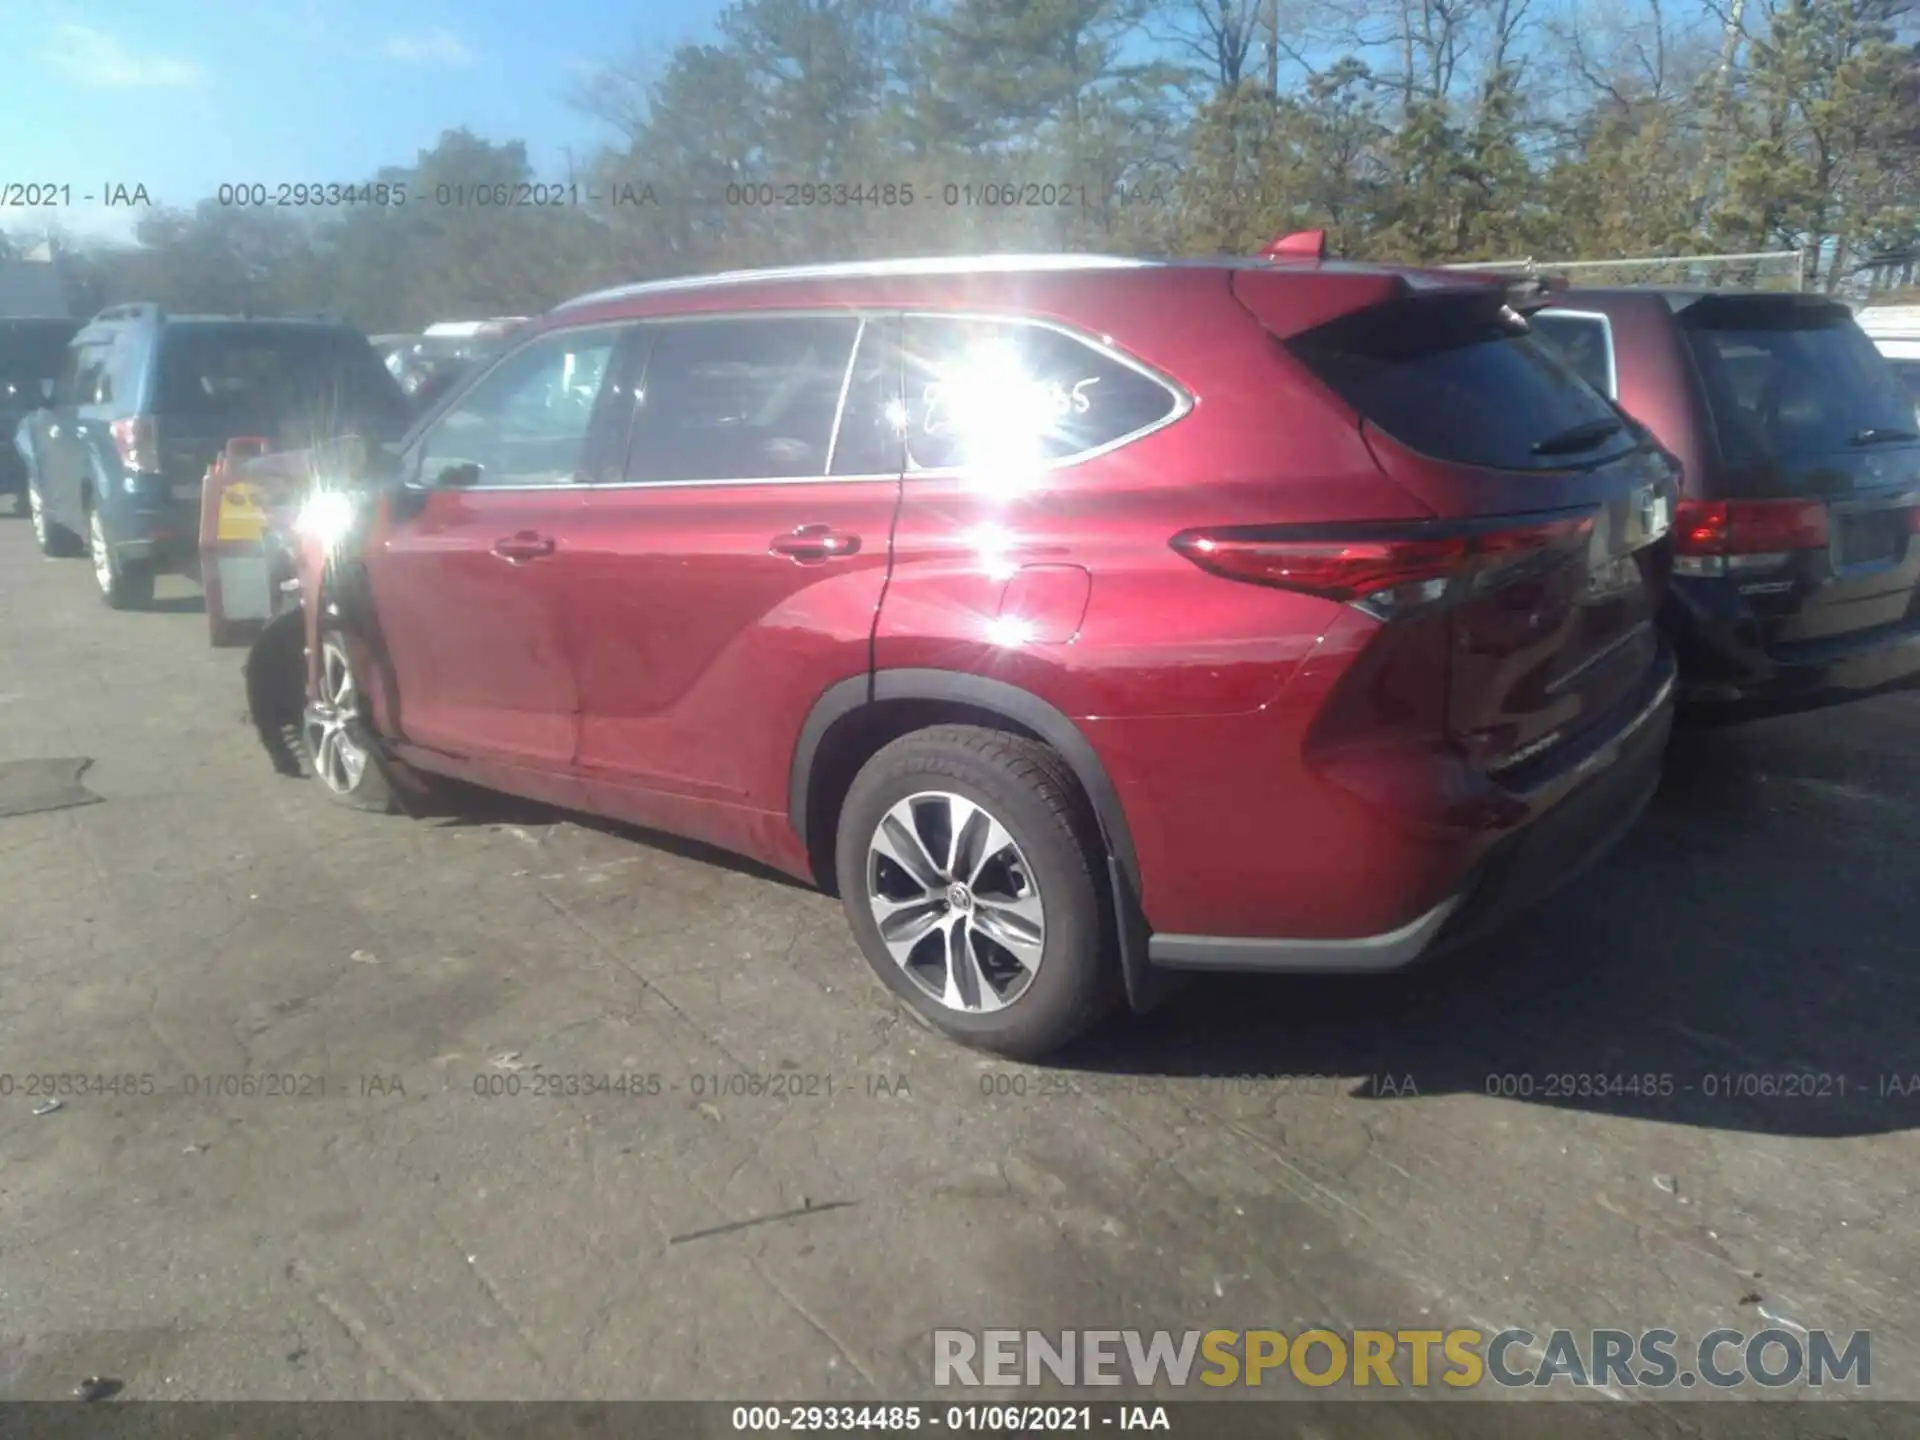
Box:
[0,322,79,396]
[154,325,410,441]
[1681,300,1914,465]
[1288,294,1636,472]
[1883,358,1920,409]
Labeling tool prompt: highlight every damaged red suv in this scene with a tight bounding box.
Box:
[253,248,1678,1057]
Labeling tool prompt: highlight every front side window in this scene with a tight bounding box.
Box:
[1528,312,1615,397]
[897,316,1183,473]
[623,316,861,484]
[418,326,619,488]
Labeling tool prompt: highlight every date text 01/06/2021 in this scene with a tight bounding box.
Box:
[731,1404,1171,1432]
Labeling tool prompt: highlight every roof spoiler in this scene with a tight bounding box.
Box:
[1260,230,1328,262]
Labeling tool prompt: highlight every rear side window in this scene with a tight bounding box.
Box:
[153,325,410,441]
[58,342,111,407]
[1289,295,1636,472]
[1528,312,1616,397]
[1682,302,1916,464]
[898,316,1182,472]
[625,316,861,483]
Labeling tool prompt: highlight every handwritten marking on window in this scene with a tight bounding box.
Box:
[921,374,1100,438]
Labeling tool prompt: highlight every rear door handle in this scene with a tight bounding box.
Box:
[492,531,556,563]
[769,524,861,563]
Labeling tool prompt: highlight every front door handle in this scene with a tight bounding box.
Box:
[769,524,861,564]
[492,531,556,563]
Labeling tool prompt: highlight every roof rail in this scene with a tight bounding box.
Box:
[92,302,163,324]
[553,254,1161,311]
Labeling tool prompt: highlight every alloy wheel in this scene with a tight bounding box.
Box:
[304,638,370,795]
[865,790,1046,1014]
[89,508,112,594]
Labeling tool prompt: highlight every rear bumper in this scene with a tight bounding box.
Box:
[1146,654,1674,973]
[110,497,202,575]
[1668,578,1920,705]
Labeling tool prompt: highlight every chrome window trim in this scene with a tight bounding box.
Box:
[1531,307,1620,399]
[451,308,1190,493]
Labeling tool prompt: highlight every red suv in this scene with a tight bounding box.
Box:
[263,252,1678,1057]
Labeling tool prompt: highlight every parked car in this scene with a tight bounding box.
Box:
[387,319,526,403]
[1854,304,1920,411]
[250,252,1678,1057]
[1529,290,1920,710]
[2,316,82,516]
[15,304,411,608]
[369,333,419,373]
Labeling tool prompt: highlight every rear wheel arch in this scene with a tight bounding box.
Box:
[792,669,1169,1018]
[790,669,1142,899]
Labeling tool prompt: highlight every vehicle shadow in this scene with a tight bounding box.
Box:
[415,782,812,892]
[144,595,205,615]
[1059,718,1920,1139]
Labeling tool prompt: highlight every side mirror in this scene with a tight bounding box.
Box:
[435,461,482,489]
[364,442,402,485]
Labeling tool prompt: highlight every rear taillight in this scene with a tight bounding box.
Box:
[1672,498,1827,576]
[1170,515,1594,620]
[110,416,159,476]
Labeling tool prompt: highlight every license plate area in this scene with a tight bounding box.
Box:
[1838,511,1904,567]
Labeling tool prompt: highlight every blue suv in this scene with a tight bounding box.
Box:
[16,304,409,607]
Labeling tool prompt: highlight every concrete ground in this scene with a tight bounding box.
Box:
[0,515,1915,1407]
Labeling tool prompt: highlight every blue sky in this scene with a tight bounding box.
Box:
[1,0,729,244]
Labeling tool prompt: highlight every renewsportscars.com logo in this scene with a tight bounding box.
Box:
[933,1328,1872,1391]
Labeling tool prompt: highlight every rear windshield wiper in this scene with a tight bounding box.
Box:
[1531,417,1625,456]
[1849,427,1920,447]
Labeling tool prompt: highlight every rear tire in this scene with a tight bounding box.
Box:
[834,725,1119,1060]
[87,501,154,609]
[298,630,399,814]
[29,484,84,557]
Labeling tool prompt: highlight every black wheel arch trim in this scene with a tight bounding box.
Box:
[789,668,1181,1016]
[789,668,1140,889]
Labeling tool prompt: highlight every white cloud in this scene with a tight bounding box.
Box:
[41,24,207,89]
[383,28,477,66]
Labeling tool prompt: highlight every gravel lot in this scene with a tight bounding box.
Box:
[0,516,1915,1407]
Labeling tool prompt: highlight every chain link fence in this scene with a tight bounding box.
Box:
[1441,249,1807,292]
